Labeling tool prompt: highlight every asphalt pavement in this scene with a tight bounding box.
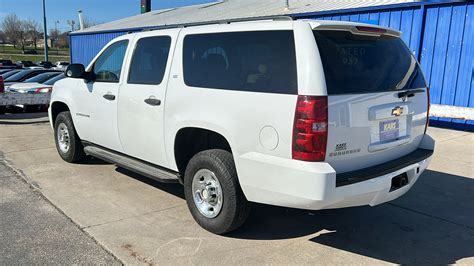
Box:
[0,156,120,264]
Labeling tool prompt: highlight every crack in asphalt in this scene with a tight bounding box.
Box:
[81,204,186,230]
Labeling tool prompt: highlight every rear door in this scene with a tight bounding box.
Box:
[313,26,429,173]
[118,30,177,167]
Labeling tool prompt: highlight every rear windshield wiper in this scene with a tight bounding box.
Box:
[398,89,425,99]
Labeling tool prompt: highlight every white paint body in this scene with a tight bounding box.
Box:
[50,20,434,210]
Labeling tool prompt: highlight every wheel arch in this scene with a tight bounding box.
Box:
[50,101,70,125]
[173,126,235,176]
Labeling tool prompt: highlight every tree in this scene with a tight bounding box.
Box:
[57,32,69,48]
[2,14,22,48]
[49,28,60,48]
[67,20,76,32]
[17,20,29,51]
[24,19,41,49]
[82,16,98,28]
[0,31,6,53]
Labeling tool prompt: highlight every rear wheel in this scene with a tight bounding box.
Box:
[184,149,250,234]
[54,111,85,163]
[0,106,6,115]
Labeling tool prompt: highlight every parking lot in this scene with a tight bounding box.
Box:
[0,113,473,265]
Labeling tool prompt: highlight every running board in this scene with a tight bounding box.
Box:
[83,145,180,183]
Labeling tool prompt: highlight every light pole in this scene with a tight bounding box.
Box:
[55,20,59,55]
[42,0,48,62]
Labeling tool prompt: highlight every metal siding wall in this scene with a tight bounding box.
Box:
[70,31,127,66]
[420,3,474,130]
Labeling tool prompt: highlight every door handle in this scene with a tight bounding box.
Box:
[144,97,161,106]
[103,93,116,101]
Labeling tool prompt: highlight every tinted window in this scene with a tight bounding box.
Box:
[93,40,129,83]
[44,74,65,85]
[1,69,21,78]
[128,36,171,85]
[183,31,297,94]
[313,30,426,95]
[24,72,60,83]
[4,70,43,82]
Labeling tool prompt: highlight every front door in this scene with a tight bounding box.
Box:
[118,32,177,167]
[74,39,129,152]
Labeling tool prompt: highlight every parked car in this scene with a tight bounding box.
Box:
[0,75,5,114]
[0,59,15,66]
[0,69,17,75]
[17,60,37,67]
[37,61,54,69]
[9,74,65,112]
[13,71,62,87]
[8,73,65,94]
[22,49,38,54]
[3,69,59,87]
[50,19,435,234]
[55,61,70,69]
[0,69,22,79]
[0,59,19,69]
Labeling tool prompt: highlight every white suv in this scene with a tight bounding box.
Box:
[49,18,435,234]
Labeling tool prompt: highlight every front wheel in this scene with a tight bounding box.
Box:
[54,111,85,163]
[184,149,251,234]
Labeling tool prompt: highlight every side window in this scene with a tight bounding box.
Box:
[183,31,298,95]
[128,36,172,85]
[93,40,129,83]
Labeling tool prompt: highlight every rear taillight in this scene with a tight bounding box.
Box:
[424,87,430,134]
[292,95,328,162]
[0,76,4,93]
[34,87,52,93]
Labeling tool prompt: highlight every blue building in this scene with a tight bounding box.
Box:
[69,0,474,130]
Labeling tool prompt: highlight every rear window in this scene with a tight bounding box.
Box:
[314,30,426,95]
[183,31,297,94]
[128,36,171,85]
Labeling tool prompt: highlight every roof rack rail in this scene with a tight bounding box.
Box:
[143,15,294,32]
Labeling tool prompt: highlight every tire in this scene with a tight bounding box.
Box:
[184,149,251,234]
[0,106,6,115]
[54,111,85,163]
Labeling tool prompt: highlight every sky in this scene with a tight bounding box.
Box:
[0,0,215,32]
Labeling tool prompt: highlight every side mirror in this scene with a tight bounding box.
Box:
[65,64,85,78]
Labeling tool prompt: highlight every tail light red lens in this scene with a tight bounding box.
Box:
[292,95,328,162]
[34,87,52,93]
[425,87,430,134]
[0,76,4,93]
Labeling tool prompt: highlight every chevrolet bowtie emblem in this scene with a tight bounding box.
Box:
[391,106,404,117]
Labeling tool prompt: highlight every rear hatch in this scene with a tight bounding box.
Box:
[313,25,429,173]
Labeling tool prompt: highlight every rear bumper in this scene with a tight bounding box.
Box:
[237,134,435,210]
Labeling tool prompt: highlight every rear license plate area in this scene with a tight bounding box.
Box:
[390,173,409,192]
[379,119,399,142]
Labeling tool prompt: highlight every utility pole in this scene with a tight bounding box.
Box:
[42,0,48,62]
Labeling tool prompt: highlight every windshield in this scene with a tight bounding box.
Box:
[313,30,426,95]
[43,74,65,85]
[24,72,60,83]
